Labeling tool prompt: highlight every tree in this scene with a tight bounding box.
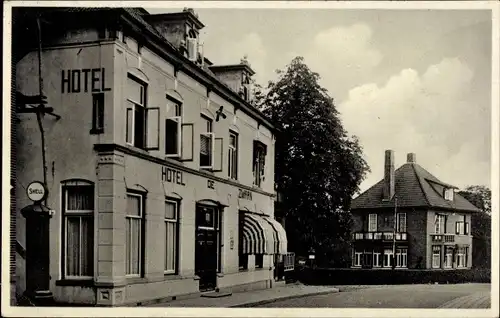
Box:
[458,185,491,269]
[260,57,370,266]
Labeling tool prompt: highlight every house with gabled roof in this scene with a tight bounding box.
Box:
[350,150,480,270]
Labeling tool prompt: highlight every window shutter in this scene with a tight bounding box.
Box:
[145,107,160,150]
[180,123,193,161]
[165,116,181,157]
[126,108,133,145]
[465,222,470,235]
[444,215,447,233]
[213,137,223,172]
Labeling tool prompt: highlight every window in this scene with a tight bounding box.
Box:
[62,182,94,278]
[432,246,441,268]
[228,131,238,179]
[125,76,159,150]
[165,200,179,274]
[444,246,453,268]
[91,93,104,134]
[126,192,144,276]
[362,251,372,267]
[353,251,362,267]
[455,222,465,235]
[255,254,263,268]
[373,252,381,267]
[456,247,466,268]
[368,214,377,232]
[397,213,406,232]
[396,248,407,268]
[465,222,470,235]
[165,99,182,157]
[253,141,267,187]
[435,214,446,234]
[383,249,393,268]
[444,188,454,201]
[200,116,214,168]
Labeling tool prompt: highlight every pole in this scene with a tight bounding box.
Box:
[35,16,48,205]
[392,196,397,269]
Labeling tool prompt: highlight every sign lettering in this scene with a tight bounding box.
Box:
[161,166,186,186]
[26,181,47,202]
[207,180,215,190]
[238,189,253,200]
[61,68,112,93]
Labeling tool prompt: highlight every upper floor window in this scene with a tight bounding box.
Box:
[396,213,406,232]
[228,131,238,179]
[444,188,454,201]
[62,180,94,279]
[368,214,377,232]
[165,98,182,157]
[186,30,198,61]
[200,116,214,169]
[126,76,159,150]
[435,214,446,234]
[253,141,267,187]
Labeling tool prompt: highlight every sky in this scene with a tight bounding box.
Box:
[148,6,493,194]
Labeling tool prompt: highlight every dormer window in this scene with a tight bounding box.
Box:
[444,188,454,201]
[186,30,198,61]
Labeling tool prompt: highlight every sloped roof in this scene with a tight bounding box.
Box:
[351,162,481,212]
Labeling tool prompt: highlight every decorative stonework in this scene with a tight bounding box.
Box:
[99,290,110,301]
[98,153,125,166]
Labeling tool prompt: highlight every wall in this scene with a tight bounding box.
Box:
[426,210,474,269]
[112,39,275,194]
[15,42,115,300]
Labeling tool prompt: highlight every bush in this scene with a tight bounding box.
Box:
[296,267,491,285]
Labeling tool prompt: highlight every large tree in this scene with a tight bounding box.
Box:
[259,57,370,266]
[458,185,491,269]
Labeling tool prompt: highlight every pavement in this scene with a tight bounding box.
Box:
[148,282,339,307]
[254,283,491,308]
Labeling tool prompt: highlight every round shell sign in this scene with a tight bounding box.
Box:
[26,181,47,203]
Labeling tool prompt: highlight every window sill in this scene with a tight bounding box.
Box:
[90,128,104,135]
[55,279,94,287]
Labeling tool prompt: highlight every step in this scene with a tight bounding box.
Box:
[201,291,233,298]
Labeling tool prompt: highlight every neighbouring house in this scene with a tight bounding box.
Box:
[13,7,291,306]
[350,150,480,270]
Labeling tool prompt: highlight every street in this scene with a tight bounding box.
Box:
[253,283,491,308]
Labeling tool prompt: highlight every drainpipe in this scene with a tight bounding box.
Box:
[392,196,397,270]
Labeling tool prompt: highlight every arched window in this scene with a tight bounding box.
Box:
[61,179,95,279]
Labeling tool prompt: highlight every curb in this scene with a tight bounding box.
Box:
[230,288,340,308]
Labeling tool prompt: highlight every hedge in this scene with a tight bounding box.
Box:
[294,267,491,285]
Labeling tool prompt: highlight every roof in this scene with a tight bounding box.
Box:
[351,162,481,212]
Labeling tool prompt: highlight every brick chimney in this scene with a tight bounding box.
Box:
[383,150,395,201]
[407,153,416,164]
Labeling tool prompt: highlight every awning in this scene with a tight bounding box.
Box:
[242,213,277,255]
[262,216,288,254]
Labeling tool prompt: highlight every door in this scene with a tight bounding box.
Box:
[195,205,219,291]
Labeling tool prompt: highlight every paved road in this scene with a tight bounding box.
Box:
[254,283,491,308]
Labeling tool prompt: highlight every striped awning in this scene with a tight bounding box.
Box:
[242,213,272,254]
[262,216,288,254]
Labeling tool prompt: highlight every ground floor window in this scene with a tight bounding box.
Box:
[362,251,372,267]
[126,191,145,276]
[395,248,407,268]
[255,254,264,268]
[456,247,466,268]
[383,249,393,268]
[373,252,381,267]
[164,199,179,274]
[353,251,362,267]
[444,246,453,268]
[432,245,441,268]
[62,181,95,279]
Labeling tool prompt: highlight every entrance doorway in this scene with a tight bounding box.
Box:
[195,205,220,291]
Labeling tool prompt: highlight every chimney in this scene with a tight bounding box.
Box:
[407,153,416,164]
[383,150,395,201]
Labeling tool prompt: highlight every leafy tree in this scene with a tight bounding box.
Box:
[458,185,491,269]
[260,57,370,266]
